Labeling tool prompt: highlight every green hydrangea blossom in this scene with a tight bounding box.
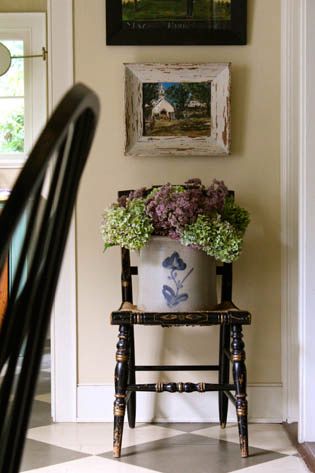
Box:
[101,198,153,251]
[221,196,250,236]
[180,214,243,263]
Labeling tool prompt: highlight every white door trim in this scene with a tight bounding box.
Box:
[298,0,315,443]
[280,0,300,424]
[281,0,315,440]
[47,0,77,422]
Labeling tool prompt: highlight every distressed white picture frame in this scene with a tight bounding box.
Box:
[125,63,231,157]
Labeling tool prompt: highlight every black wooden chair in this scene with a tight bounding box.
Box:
[111,189,251,459]
[0,83,100,473]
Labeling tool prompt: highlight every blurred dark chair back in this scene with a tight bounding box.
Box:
[0,83,100,473]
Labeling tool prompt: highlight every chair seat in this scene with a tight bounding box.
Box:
[111,302,251,327]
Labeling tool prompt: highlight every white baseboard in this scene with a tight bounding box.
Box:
[76,383,283,423]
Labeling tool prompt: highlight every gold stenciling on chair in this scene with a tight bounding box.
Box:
[155,382,163,392]
[231,352,245,362]
[236,406,247,416]
[116,354,128,362]
[197,382,206,393]
[114,405,125,417]
[240,436,249,458]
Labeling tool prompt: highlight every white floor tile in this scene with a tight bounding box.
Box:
[23,456,159,472]
[27,422,183,455]
[35,393,51,403]
[193,423,297,455]
[229,455,309,473]
[40,354,51,371]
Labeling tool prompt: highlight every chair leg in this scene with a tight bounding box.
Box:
[231,324,249,458]
[219,324,230,428]
[127,326,136,428]
[113,325,130,458]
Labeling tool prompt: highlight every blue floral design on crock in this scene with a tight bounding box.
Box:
[162,251,194,308]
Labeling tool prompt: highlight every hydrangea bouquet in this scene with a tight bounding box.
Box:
[100,179,250,263]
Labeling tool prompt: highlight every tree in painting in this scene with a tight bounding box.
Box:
[165,84,191,118]
[122,0,231,22]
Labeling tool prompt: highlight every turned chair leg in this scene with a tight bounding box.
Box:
[219,324,230,428]
[231,324,249,458]
[127,326,136,428]
[113,325,130,458]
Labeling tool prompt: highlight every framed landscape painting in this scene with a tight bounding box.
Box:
[106,0,246,45]
[125,63,231,157]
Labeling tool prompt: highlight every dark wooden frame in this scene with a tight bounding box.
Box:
[110,188,251,459]
[106,0,247,46]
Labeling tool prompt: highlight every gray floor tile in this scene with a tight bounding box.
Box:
[28,400,53,429]
[20,439,88,472]
[101,433,285,473]
[34,371,50,395]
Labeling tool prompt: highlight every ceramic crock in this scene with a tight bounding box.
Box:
[137,236,217,312]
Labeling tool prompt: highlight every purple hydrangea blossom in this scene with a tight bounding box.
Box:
[184,178,202,187]
[206,180,228,211]
[117,194,128,207]
[128,187,147,201]
[145,179,228,239]
[116,179,229,239]
[117,187,147,208]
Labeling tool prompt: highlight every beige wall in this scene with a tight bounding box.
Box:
[74,0,281,385]
[0,0,46,12]
[0,169,19,188]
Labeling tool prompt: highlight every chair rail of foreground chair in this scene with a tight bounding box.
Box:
[0,83,100,473]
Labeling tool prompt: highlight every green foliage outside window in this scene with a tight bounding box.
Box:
[0,40,25,153]
[0,111,24,152]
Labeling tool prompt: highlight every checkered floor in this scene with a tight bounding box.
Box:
[21,357,309,472]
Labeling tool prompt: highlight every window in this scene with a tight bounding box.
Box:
[0,40,25,154]
[0,13,47,167]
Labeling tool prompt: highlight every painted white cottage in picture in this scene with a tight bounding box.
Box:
[152,97,175,119]
[187,99,207,109]
[151,84,175,119]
